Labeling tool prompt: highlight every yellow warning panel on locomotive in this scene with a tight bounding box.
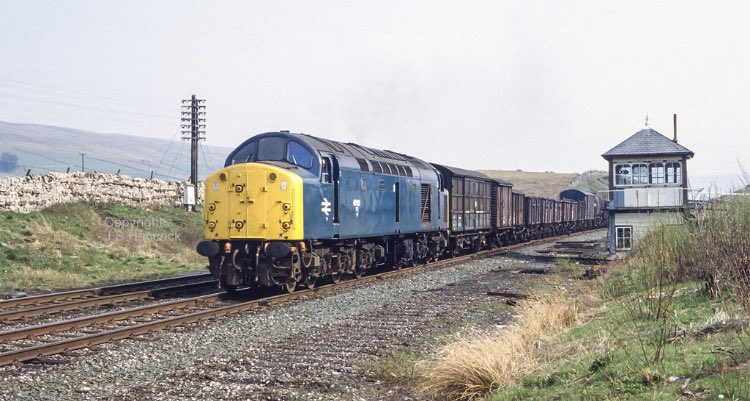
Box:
[203,163,304,241]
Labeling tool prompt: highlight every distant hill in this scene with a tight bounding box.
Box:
[0,121,233,181]
[480,169,608,198]
[0,121,611,195]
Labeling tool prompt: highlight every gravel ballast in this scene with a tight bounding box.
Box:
[0,231,605,400]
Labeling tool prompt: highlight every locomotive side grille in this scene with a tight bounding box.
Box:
[420,184,431,223]
[355,158,369,172]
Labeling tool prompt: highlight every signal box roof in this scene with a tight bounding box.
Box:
[602,128,694,160]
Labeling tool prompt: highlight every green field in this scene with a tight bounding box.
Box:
[0,202,206,293]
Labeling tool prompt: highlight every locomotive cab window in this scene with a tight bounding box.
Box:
[257,137,286,162]
[228,141,256,166]
[286,141,313,169]
[321,157,331,183]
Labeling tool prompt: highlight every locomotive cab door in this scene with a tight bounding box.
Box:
[320,154,340,238]
[331,155,340,226]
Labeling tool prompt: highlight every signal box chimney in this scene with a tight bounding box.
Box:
[673,113,678,143]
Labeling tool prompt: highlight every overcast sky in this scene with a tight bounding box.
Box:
[1,1,748,188]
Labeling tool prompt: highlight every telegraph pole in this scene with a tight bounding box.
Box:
[79,153,85,172]
[181,95,206,186]
[181,95,206,211]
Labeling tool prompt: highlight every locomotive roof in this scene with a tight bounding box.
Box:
[297,133,433,169]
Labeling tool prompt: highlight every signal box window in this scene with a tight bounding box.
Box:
[616,226,632,250]
[632,163,648,185]
[665,162,682,184]
[649,163,665,184]
[286,141,313,169]
[615,163,648,186]
[615,164,632,186]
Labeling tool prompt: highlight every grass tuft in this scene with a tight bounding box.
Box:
[416,290,578,400]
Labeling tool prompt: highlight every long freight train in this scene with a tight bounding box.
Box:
[196,131,607,292]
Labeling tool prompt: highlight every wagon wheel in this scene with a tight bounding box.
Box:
[473,239,482,253]
[330,271,341,284]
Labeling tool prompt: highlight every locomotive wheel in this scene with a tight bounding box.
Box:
[221,276,238,294]
[353,264,364,279]
[284,280,297,293]
[330,271,341,284]
[305,275,317,290]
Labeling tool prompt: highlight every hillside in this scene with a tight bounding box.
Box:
[0,202,205,293]
[480,169,608,198]
[0,121,233,181]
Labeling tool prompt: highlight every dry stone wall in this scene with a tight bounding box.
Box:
[0,172,204,213]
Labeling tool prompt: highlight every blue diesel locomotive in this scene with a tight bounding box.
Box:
[197,131,449,292]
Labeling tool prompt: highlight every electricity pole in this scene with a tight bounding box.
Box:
[181,95,206,186]
[79,153,85,172]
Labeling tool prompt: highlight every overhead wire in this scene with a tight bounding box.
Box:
[85,155,184,180]
[154,127,183,178]
[199,141,217,172]
[1,77,217,181]
[166,138,187,181]
[0,78,132,105]
[0,78,176,117]
[0,90,176,120]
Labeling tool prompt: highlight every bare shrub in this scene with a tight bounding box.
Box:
[688,197,750,312]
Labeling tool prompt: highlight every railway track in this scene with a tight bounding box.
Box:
[0,273,217,324]
[0,230,604,368]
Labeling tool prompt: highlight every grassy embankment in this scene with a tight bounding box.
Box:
[367,197,750,400]
[0,202,205,293]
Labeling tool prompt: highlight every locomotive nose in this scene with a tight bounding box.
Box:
[203,163,304,241]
